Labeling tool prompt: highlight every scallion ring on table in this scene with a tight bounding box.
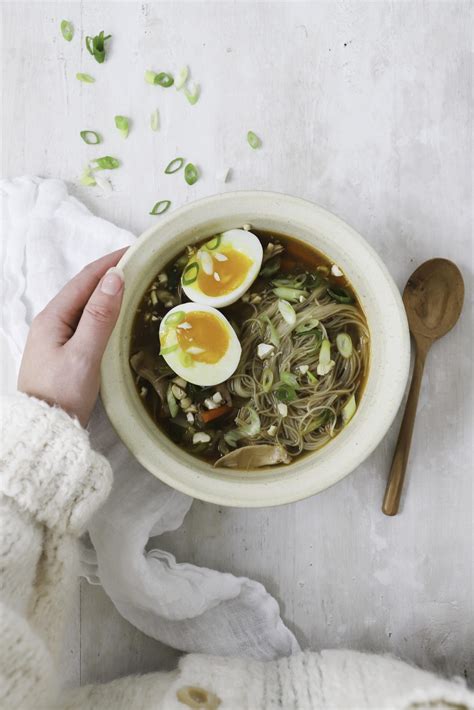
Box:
[149,200,171,216]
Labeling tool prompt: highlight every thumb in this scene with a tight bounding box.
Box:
[72,266,125,361]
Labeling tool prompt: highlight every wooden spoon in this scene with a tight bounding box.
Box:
[382,259,464,516]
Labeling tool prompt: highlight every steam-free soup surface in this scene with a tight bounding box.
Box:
[130,230,369,469]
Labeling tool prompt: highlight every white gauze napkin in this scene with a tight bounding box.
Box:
[0,176,299,660]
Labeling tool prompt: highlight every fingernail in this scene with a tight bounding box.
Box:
[101,267,125,295]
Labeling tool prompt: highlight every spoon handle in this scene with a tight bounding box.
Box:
[382,341,428,516]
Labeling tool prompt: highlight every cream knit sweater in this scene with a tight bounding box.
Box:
[0,393,472,710]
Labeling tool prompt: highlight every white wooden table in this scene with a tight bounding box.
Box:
[2,0,472,689]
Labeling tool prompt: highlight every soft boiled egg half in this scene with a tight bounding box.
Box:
[159,302,242,386]
[181,229,263,308]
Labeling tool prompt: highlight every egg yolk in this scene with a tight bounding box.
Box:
[197,248,253,296]
[176,312,229,364]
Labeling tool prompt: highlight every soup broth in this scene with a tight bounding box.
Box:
[130,229,369,469]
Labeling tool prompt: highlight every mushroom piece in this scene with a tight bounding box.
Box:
[214,444,291,469]
[130,351,169,404]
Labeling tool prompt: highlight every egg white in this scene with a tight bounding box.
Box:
[159,302,242,386]
[182,229,263,308]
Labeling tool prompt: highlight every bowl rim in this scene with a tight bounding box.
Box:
[101,190,410,507]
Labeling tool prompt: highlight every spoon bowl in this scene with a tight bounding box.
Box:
[383,258,464,516]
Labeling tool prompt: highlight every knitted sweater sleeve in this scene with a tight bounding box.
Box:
[0,393,112,710]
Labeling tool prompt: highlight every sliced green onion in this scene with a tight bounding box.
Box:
[164,157,185,174]
[317,339,335,376]
[184,163,199,185]
[114,115,129,138]
[327,286,354,304]
[272,286,308,302]
[76,73,95,83]
[273,274,308,289]
[154,72,174,87]
[145,70,157,84]
[275,384,297,403]
[304,409,330,434]
[161,343,179,356]
[182,261,199,285]
[262,367,274,393]
[278,299,296,326]
[179,350,193,368]
[236,406,261,437]
[206,235,222,250]
[184,82,200,105]
[165,311,185,327]
[79,167,96,186]
[149,200,171,216]
[92,156,120,170]
[336,333,353,358]
[175,66,189,90]
[247,131,262,149]
[260,256,281,278]
[85,31,111,64]
[306,272,326,289]
[80,130,101,145]
[60,20,74,42]
[280,371,298,388]
[150,109,159,131]
[295,318,319,335]
[260,314,280,347]
[166,384,179,418]
[307,371,318,384]
[224,430,244,448]
[342,394,357,424]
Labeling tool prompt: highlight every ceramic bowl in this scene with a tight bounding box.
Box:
[101,192,410,506]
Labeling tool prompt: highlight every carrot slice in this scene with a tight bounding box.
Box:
[200,404,233,423]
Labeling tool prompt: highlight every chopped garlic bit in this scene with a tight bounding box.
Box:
[139,386,148,398]
[177,321,192,330]
[267,424,277,436]
[298,365,309,374]
[257,343,275,360]
[213,272,221,281]
[180,397,192,409]
[193,432,211,444]
[204,397,219,410]
[187,346,205,355]
[331,264,344,277]
[214,252,228,262]
[186,412,195,423]
[212,391,223,404]
[277,403,288,417]
[242,223,251,231]
[317,361,335,376]
[157,272,168,284]
[299,295,306,303]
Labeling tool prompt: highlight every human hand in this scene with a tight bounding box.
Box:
[18,248,127,427]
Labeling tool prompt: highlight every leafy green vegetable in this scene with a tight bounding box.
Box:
[91,156,120,170]
[247,131,262,149]
[164,158,185,174]
[149,200,171,216]
[327,286,354,304]
[114,115,129,138]
[60,20,74,42]
[76,73,95,83]
[85,31,111,64]
[184,163,199,185]
[80,130,101,145]
[154,72,174,87]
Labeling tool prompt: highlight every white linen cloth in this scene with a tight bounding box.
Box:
[0,176,299,660]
